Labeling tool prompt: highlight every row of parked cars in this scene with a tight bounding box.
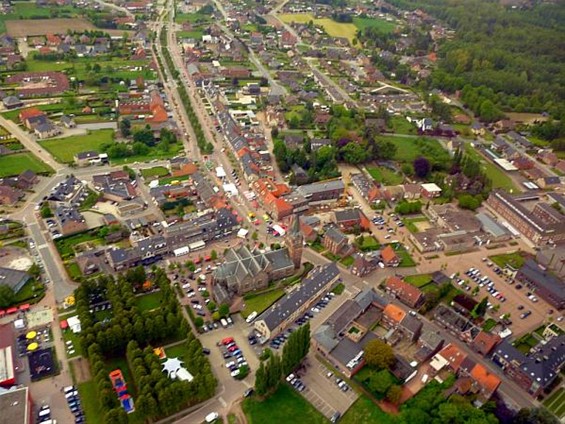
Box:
[286,373,306,392]
[64,385,85,423]
[220,337,248,378]
[465,268,507,302]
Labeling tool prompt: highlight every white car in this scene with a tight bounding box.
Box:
[286,373,295,382]
[231,369,240,377]
[205,412,219,423]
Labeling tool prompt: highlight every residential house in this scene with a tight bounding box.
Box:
[54,206,87,236]
[0,186,23,205]
[384,276,423,308]
[399,314,423,342]
[74,151,100,167]
[471,331,501,356]
[34,121,60,139]
[434,304,480,343]
[60,115,76,128]
[380,245,399,267]
[414,325,444,362]
[2,96,23,109]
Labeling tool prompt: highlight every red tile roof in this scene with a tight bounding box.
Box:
[381,245,398,264]
[470,363,501,397]
[383,304,406,324]
[438,343,467,372]
[385,276,422,305]
[471,331,501,356]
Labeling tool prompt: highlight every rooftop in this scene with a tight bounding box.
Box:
[0,387,29,424]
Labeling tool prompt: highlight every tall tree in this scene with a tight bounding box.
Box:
[364,339,395,370]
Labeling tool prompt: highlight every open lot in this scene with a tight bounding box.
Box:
[366,166,403,185]
[464,144,517,192]
[6,17,95,37]
[243,383,328,424]
[40,129,114,163]
[0,152,53,177]
[339,395,395,424]
[279,13,357,43]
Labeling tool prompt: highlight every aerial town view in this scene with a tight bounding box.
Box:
[0,0,563,423]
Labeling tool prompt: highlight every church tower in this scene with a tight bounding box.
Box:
[286,214,303,269]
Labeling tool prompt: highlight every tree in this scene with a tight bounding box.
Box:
[206,301,216,311]
[0,284,15,308]
[218,304,230,317]
[367,369,394,395]
[386,384,403,405]
[255,361,268,395]
[28,263,41,278]
[40,204,53,218]
[514,407,559,424]
[133,128,155,146]
[194,317,204,327]
[458,194,482,210]
[413,156,431,178]
[364,339,395,370]
[120,118,131,137]
[210,250,218,261]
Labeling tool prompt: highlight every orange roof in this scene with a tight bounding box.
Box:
[438,343,467,372]
[470,363,501,396]
[472,331,501,355]
[385,276,422,303]
[381,245,398,263]
[383,304,406,324]
[273,197,293,215]
[19,107,45,121]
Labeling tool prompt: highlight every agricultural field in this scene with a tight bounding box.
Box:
[40,129,114,163]
[6,18,95,37]
[0,152,53,177]
[279,13,358,43]
[353,17,397,34]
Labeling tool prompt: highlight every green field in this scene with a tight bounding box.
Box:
[243,384,328,424]
[40,129,114,163]
[141,166,170,178]
[78,381,103,424]
[402,216,429,233]
[464,144,518,192]
[340,396,395,424]
[135,291,163,311]
[404,274,432,288]
[366,166,404,185]
[177,30,204,39]
[543,388,565,419]
[241,288,285,318]
[489,252,526,270]
[54,231,103,259]
[353,17,397,34]
[390,243,416,267]
[382,135,448,164]
[279,13,358,43]
[389,116,417,135]
[0,152,53,177]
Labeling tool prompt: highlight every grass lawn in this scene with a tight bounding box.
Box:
[390,243,416,267]
[165,342,190,363]
[482,318,497,332]
[65,261,82,280]
[279,13,357,43]
[366,166,404,185]
[78,380,103,424]
[55,230,103,259]
[402,216,429,233]
[241,288,285,318]
[356,235,380,252]
[340,396,395,424]
[159,174,190,185]
[464,144,518,192]
[389,115,417,134]
[404,274,432,288]
[60,326,83,358]
[140,166,169,178]
[177,30,204,39]
[0,152,53,177]
[489,252,526,270]
[14,279,45,304]
[243,384,328,424]
[544,388,565,418]
[333,283,345,295]
[135,291,163,311]
[340,256,354,267]
[353,17,397,34]
[40,129,114,163]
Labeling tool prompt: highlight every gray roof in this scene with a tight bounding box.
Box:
[313,324,339,352]
[400,314,423,334]
[264,248,294,272]
[324,227,347,244]
[476,213,509,238]
[213,245,270,286]
[0,267,30,291]
[326,300,362,335]
[418,325,444,350]
[335,208,361,223]
[258,263,340,331]
[297,179,345,197]
[76,150,99,160]
[518,259,565,302]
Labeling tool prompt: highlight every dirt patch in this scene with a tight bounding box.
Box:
[6,18,96,37]
[414,221,432,232]
[70,357,91,384]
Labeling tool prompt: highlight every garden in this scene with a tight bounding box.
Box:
[0,152,53,177]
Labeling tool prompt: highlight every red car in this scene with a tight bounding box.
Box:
[228,345,239,352]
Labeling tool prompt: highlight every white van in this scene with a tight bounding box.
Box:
[220,318,228,328]
[63,385,75,394]
[38,408,51,418]
[205,412,219,423]
[246,311,258,324]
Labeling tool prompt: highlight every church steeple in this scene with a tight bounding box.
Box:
[286,214,303,269]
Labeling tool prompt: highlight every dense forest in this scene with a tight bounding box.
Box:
[387,0,565,121]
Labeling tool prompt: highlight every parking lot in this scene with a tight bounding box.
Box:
[295,356,358,419]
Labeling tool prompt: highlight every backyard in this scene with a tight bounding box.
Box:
[140,166,170,179]
[404,274,432,288]
[543,387,565,420]
[340,396,395,424]
[0,152,53,177]
[54,230,104,259]
[243,384,328,424]
[40,129,114,163]
[366,166,404,185]
[241,288,285,318]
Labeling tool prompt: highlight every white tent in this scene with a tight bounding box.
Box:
[67,315,82,333]
[162,357,193,382]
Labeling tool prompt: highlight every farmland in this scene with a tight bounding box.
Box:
[40,129,115,163]
[5,18,96,37]
[279,13,358,43]
[0,152,53,177]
